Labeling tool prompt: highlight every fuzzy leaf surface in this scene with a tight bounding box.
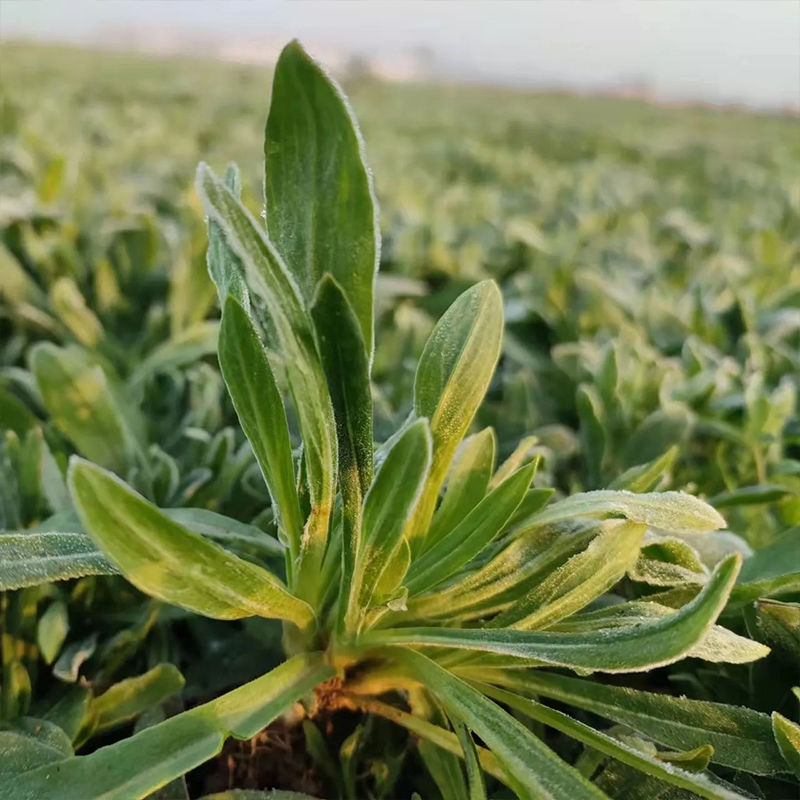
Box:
[265,40,379,356]
[7,654,332,800]
[68,459,314,629]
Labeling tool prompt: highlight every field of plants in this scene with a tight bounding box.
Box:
[1,40,799,800]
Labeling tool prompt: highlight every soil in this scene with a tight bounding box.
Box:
[187,678,361,798]
[191,716,325,798]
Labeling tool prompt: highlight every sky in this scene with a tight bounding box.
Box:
[2,0,799,109]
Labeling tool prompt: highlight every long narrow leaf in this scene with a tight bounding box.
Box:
[366,555,741,672]
[406,462,534,594]
[475,669,787,776]
[348,419,432,630]
[68,459,314,630]
[480,684,753,800]
[408,281,504,551]
[8,653,332,800]
[265,40,379,357]
[311,275,373,632]
[426,428,496,547]
[197,163,336,604]
[489,520,645,630]
[219,296,303,565]
[394,648,608,800]
[0,530,116,590]
[526,490,725,534]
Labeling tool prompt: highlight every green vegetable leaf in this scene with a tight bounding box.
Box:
[311,274,374,630]
[481,684,753,800]
[206,161,250,310]
[394,649,608,800]
[426,428,497,547]
[525,490,726,535]
[0,718,73,782]
[489,520,645,630]
[30,344,142,475]
[733,526,800,605]
[609,447,678,492]
[8,653,332,800]
[0,530,117,590]
[88,664,185,736]
[349,419,432,630]
[68,458,314,630]
[197,162,336,604]
[368,555,741,672]
[406,462,535,594]
[311,275,373,496]
[265,40,379,357]
[772,712,800,778]
[409,281,504,550]
[219,296,303,565]
[37,600,69,665]
[128,322,219,387]
[484,669,785,775]
[452,717,487,800]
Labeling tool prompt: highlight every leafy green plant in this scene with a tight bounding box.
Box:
[3,41,798,800]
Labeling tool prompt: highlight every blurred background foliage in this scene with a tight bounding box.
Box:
[2,43,798,545]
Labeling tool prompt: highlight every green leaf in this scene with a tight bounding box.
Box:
[8,653,332,800]
[406,522,597,622]
[419,736,468,800]
[608,446,678,492]
[0,389,38,437]
[709,485,794,508]
[551,600,769,665]
[629,534,709,588]
[265,39,379,356]
[53,634,97,683]
[88,664,185,736]
[206,161,250,310]
[0,718,73,782]
[349,419,432,630]
[733,526,800,605]
[525,490,726,535]
[42,686,91,742]
[68,458,314,630]
[480,684,753,800]
[489,435,537,490]
[426,428,497,547]
[128,322,219,387]
[0,530,117,590]
[394,649,608,800]
[351,695,507,785]
[772,712,800,778]
[30,344,141,475]
[311,275,373,495]
[452,717,487,800]
[409,281,504,550]
[406,462,535,594]
[367,555,741,672]
[37,600,69,665]
[50,277,104,349]
[311,275,374,631]
[577,384,605,488]
[489,520,645,630]
[0,508,283,592]
[219,296,303,565]
[744,599,800,666]
[159,508,283,559]
[196,163,336,604]
[409,691,468,800]
[485,670,785,776]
